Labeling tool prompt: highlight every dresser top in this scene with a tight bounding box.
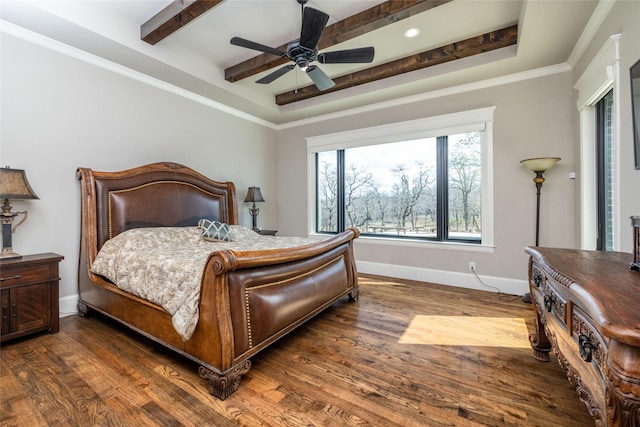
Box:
[526,246,640,345]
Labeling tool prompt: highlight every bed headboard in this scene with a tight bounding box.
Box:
[77,162,238,251]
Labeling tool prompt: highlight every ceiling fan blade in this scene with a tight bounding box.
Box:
[318,47,375,64]
[299,7,329,50]
[230,37,285,57]
[256,65,295,84]
[306,65,335,91]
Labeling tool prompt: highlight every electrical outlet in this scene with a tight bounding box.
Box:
[469,262,476,271]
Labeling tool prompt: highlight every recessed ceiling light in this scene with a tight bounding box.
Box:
[404,28,421,38]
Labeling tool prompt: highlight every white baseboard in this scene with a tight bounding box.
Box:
[59,294,79,317]
[356,261,528,296]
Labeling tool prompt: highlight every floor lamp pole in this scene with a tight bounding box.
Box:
[534,171,545,247]
[520,157,560,304]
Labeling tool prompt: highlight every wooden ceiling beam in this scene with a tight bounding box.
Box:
[141,0,224,45]
[224,0,452,83]
[275,25,518,105]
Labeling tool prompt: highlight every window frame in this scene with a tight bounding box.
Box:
[575,34,621,250]
[306,107,495,250]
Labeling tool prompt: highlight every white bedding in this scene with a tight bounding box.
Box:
[90,225,319,341]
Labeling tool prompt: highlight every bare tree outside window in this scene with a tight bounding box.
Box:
[344,163,374,229]
[316,132,481,242]
[317,152,337,232]
[391,163,434,232]
[448,132,482,238]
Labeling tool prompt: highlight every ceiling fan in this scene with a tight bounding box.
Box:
[230,0,375,91]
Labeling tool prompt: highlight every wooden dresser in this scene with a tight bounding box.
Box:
[526,247,640,426]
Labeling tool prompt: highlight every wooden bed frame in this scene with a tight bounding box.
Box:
[76,162,359,399]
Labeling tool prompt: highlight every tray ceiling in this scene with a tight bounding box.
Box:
[0,0,599,126]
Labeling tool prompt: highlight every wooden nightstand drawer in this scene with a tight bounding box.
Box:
[542,277,568,327]
[572,306,607,373]
[0,253,63,342]
[0,264,52,287]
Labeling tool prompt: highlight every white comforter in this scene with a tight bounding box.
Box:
[91,225,319,341]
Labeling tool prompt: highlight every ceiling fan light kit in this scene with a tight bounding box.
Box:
[230,0,375,92]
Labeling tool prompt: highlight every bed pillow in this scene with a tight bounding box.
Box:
[229,224,261,240]
[198,219,231,242]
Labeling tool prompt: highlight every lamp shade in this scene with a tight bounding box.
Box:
[0,167,39,200]
[520,157,561,173]
[244,186,265,203]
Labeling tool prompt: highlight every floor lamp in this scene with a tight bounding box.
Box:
[520,157,560,303]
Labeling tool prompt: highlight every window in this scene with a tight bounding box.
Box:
[596,89,614,251]
[308,108,494,247]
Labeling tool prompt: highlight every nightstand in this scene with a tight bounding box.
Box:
[254,229,277,236]
[1,253,64,342]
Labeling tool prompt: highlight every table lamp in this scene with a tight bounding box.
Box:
[244,186,265,230]
[0,167,39,259]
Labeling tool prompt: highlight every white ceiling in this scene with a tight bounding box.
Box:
[0,0,599,126]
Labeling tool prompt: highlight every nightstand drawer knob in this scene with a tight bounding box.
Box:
[579,334,595,362]
[532,270,544,288]
[544,294,554,312]
[0,275,21,281]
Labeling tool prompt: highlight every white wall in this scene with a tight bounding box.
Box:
[276,70,576,295]
[0,33,277,314]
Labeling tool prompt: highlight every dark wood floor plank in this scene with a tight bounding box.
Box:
[63,317,245,426]
[0,274,593,426]
[0,356,50,427]
[268,320,509,426]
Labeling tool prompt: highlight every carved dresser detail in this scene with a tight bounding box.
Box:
[526,247,640,427]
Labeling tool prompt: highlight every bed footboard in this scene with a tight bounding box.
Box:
[195,229,359,399]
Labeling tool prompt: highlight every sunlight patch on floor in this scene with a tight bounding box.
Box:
[398,315,531,348]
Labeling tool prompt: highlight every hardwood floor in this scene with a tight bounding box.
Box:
[1,274,593,426]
